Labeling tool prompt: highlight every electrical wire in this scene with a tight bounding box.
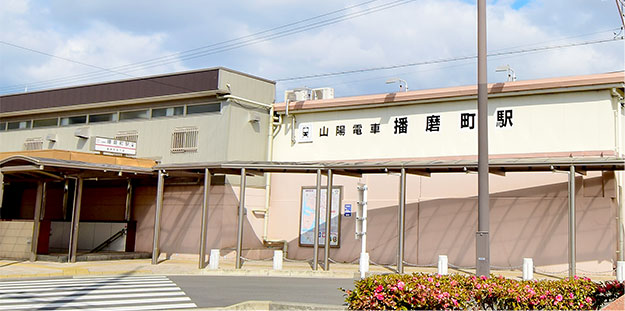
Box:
[275,36,624,82]
[0,0,413,94]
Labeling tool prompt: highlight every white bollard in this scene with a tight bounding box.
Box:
[523,258,533,280]
[359,252,370,279]
[438,255,448,275]
[273,250,283,270]
[617,261,625,282]
[209,249,220,270]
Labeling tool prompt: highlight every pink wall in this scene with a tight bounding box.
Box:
[132,183,265,255]
[268,171,616,268]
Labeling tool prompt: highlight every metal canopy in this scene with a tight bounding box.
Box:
[155,156,625,176]
[0,155,155,179]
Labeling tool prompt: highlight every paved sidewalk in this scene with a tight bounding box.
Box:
[0,254,618,281]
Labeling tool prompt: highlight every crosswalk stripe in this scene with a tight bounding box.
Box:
[0,296,192,310]
[0,276,167,286]
[0,282,177,293]
[60,303,199,311]
[0,276,197,310]
[0,285,180,299]
[0,291,185,303]
[0,279,172,290]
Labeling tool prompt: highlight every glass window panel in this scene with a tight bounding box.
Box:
[120,110,149,120]
[33,118,58,128]
[152,106,184,118]
[186,103,220,115]
[89,113,117,123]
[7,120,31,130]
[0,122,6,131]
[60,116,87,126]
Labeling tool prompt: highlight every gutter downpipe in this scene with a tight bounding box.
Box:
[613,87,624,262]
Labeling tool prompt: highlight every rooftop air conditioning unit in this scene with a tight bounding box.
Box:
[284,88,310,102]
[311,87,334,100]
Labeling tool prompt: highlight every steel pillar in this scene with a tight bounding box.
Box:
[476,0,490,277]
[30,182,45,262]
[569,165,576,278]
[323,169,333,270]
[199,168,211,269]
[313,168,322,270]
[124,179,133,221]
[68,177,83,263]
[398,168,407,273]
[236,168,247,269]
[151,170,165,265]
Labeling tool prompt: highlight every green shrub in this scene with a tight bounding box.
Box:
[342,273,624,310]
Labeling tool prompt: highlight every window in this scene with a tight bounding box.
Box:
[7,120,31,130]
[23,137,43,151]
[60,116,87,126]
[89,113,118,123]
[171,127,199,153]
[152,106,184,118]
[120,110,148,121]
[186,103,220,115]
[115,130,139,143]
[33,118,59,128]
[0,122,6,131]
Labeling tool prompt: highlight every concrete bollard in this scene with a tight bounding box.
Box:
[438,255,448,275]
[209,249,220,270]
[273,250,283,270]
[359,252,370,279]
[523,258,533,280]
[617,261,625,282]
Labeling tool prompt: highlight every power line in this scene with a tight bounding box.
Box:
[275,36,624,82]
[0,0,412,94]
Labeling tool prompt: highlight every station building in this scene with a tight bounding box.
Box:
[0,67,623,275]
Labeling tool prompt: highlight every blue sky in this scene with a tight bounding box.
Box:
[0,0,623,99]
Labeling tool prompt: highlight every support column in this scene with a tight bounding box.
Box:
[476,0,490,277]
[313,169,322,271]
[398,168,407,274]
[62,179,69,220]
[68,177,83,263]
[124,179,133,222]
[199,169,211,269]
[151,170,165,265]
[236,168,247,269]
[30,182,45,262]
[323,169,333,271]
[568,165,576,278]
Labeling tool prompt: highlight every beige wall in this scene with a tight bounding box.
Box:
[272,90,616,161]
[267,171,616,270]
[0,220,33,259]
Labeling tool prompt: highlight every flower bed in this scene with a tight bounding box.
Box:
[342,273,624,310]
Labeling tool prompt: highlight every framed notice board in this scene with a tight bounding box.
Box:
[299,186,342,247]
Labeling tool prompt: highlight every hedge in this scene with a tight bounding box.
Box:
[342,273,624,310]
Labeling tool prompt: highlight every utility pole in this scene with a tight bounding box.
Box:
[476,0,490,277]
[617,0,625,29]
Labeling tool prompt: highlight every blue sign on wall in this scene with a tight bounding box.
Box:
[344,203,352,217]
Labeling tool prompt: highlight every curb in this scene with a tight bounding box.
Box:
[197,300,346,310]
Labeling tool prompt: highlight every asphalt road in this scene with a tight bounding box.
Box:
[169,275,356,308]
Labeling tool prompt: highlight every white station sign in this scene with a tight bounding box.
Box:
[93,137,137,155]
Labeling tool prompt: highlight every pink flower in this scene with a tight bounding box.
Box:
[452,299,458,306]
[476,283,482,289]
[397,281,405,291]
[375,285,383,293]
[375,293,384,300]
[569,293,574,299]
[480,275,488,280]
[574,275,579,280]
[585,297,593,304]
[427,277,434,282]
[555,294,563,302]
